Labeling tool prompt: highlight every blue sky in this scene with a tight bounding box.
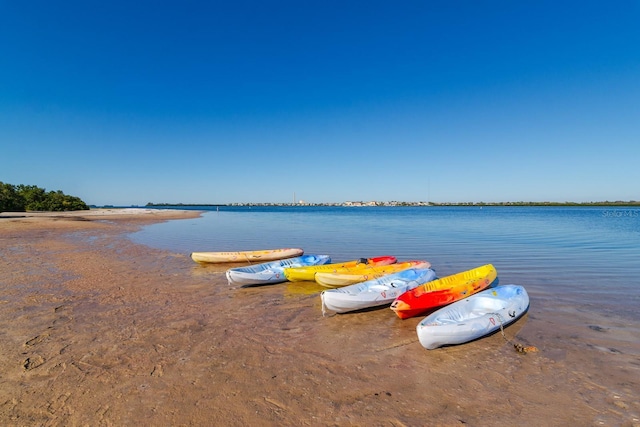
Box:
[1,1,639,205]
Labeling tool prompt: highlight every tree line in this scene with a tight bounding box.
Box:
[0,182,89,212]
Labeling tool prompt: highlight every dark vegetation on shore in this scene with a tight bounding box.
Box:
[0,182,89,212]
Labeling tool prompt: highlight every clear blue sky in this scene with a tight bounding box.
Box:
[1,1,639,206]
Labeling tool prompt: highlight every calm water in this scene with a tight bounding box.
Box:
[130,205,640,318]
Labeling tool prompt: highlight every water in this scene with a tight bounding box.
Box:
[130,205,640,319]
[125,205,640,424]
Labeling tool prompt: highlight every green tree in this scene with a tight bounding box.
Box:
[17,184,47,210]
[0,182,26,211]
[41,190,89,211]
[0,182,89,212]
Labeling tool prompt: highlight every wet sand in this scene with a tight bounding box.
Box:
[1,209,638,426]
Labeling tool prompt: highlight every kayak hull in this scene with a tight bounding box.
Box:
[416,285,530,349]
[284,256,397,282]
[321,268,437,314]
[191,248,303,264]
[226,255,331,286]
[390,264,497,319]
[315,260,431,288]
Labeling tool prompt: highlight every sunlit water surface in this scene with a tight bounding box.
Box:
[130,206,640,320]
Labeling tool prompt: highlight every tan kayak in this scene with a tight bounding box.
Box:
[190,248,304,264]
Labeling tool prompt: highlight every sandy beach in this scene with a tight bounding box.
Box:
[1,209,638,426]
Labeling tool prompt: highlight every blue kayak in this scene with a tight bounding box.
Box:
[226,254,331,286]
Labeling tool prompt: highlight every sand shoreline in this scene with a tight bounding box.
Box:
[1,210,638,426]
[0,207,204,221]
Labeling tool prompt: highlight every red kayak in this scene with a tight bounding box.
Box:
[390,264,497,319]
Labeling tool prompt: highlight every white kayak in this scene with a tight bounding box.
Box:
[416,285,530,350]
[320,268,437,315]
[226,254,331,286]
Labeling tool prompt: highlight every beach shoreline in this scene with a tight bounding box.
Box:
[1,209,638,426]
[0,207,204,221]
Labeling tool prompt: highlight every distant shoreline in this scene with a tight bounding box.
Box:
[143,201,640,208]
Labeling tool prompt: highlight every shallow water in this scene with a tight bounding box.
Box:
[131,206,640,316]
[4,210,639,425]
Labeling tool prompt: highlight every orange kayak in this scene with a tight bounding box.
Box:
[283,255,397,281]
[390,264,497,319]
[315,260,431,288]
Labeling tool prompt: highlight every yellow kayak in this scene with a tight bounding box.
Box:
[190,248,303,264]
[283,255,397,282]
[315,260,431,288]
